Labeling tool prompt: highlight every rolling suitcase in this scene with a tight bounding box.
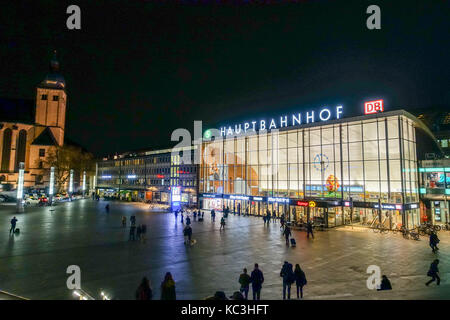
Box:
[290,238,296,247]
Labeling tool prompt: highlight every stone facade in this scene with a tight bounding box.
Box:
[0,52,66,190]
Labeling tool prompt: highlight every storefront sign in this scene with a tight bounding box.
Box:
[202,193,217,198]
[230,195,250,201]
[268,197,290,203]
[308,201,316,208]
[252,196,264,201]
[364,99,384,114]
[407,203,418,209]
[101,175,112,179]
[374,203,402,210]
[127,175,136,179]
[220,105,343,137]
[296,201,309,207]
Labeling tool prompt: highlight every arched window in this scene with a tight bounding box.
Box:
[1,128,12,172]
[15,129,27,171]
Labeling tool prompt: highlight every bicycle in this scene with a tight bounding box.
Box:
[408,228,420,241]
[373,224,389,234]
[441,223,450,231]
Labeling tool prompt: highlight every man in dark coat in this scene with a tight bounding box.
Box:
[429,232,440,253]
[10,217,18,235]
[426,259,440,286]
[129,225,136,241]
[306,221,314,239]
[238,268,251,300]
[280,261,294,300]
[283,226,292,245]
[250,263,264,300]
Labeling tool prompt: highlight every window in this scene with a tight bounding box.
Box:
[39,149,45,157]
[41,94,48,100]
[53,95,59,101]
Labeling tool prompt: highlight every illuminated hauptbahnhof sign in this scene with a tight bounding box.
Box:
[220,105,343,136]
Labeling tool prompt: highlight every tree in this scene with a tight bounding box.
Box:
[41,145,95,193]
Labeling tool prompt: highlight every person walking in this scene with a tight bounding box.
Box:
[122,216,127,228]
[181,212,184,224]
[9,217,18,235]
[183,225,192,244]
[280,261,295,300]
[280,215,285,230]
[130,215,136,226]
[266,210,271,224]
[294,264,307,299]
[238,268,251,300]
[211,209,216,222]
[136,277,153,300]
[306,220,314,239]
[193,210,197,220]
[377,275,392,291]
[220,217,226,230]
[263,215,267,225]
[174,210,178,221]
[129,225,136,241]
[186,216,191,226]
[105,204,110,213]
[136,225,142,241]
[141,224,147,242]
[283,226,292,246]
[161,272,176,300]
[429,231,440,253]
[250,263,264,300]
[426,259,440,286]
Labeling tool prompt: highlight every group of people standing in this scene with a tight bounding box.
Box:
[124,215,147,242]
[236,262,307,300]
[136,272,176,300]
[175,208,203,244]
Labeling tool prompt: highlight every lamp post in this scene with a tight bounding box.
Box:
[82,171,86,198]
[16,162,25,213]
[69,169,74,201]
[49,167,55,205]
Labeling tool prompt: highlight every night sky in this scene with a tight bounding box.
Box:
[0,0,449,157]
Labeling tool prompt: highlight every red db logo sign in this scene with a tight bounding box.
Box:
[364,100,384,114]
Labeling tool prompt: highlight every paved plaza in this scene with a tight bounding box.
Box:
[0,199,449,300]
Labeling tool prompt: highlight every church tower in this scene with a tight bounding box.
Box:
[35,51,66,146]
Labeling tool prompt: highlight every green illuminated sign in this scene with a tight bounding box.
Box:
[203,129,212,139]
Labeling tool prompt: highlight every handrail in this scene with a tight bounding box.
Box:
[0,290,29,300]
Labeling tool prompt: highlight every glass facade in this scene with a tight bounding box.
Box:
[418,160,450,225]
[97,147,198,206]
[200,113,420,228]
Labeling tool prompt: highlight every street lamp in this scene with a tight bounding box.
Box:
[49,167,55,205]
[82,171,86,198]
[69,169,74,200]
[16,162,25,213]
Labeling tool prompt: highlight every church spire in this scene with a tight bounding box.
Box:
[49,50,60,73]
[39,50,65,89]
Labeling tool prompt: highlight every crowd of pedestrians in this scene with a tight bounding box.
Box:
[105,202,444,299]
